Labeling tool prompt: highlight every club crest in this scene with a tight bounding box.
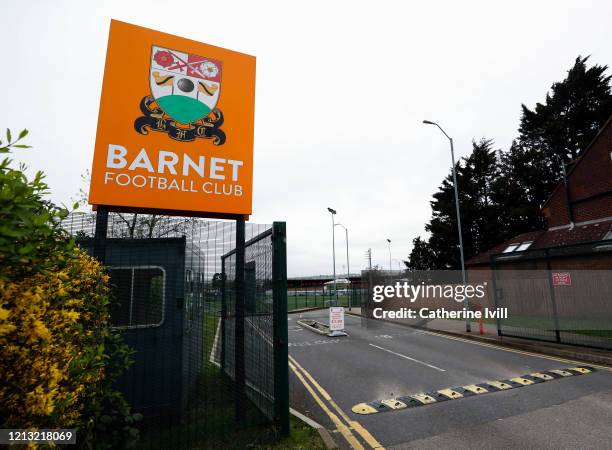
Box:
[134,45,226,145]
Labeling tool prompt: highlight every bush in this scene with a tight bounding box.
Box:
[0,129,139,448]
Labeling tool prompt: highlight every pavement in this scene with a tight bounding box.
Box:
[288,309,612,449]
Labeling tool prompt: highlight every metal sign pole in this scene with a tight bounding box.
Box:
[272,222,289,436]
[221,262,227,371]
[234,216,246,423]
[93,206,109,263]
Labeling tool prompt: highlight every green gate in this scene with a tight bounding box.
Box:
[220,222,289,435]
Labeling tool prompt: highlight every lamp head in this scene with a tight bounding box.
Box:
[387,238,391,243]
[327,207,336,214]
[423,120,435,125]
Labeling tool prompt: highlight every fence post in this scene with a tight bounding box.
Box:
[235,217,246,423]
[489,258,502,337]
[272,222,289,436]
[221,259,226,371]
[545,249,562,343]
[93,206,109,263]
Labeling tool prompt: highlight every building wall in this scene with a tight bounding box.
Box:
[468,251,612,318]
[544,121,612,227]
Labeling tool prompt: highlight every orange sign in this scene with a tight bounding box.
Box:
[88,20,256,217]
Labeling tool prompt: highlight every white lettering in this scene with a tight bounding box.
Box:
[210,157,226,180]
[106,144,128,169]
[132,175,147,188]
[182,154,205,177]
[158,150,179,174]
[116,173,130,186]
[227,159,243,181]
[128,148,154,172]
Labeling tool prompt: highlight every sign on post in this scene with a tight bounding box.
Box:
[329,307,345,332]
[88,20,256,218]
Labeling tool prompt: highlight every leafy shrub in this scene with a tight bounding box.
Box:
[0,129,139,448]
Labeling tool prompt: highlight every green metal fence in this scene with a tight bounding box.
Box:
[63,213,289,448]
[220,222,289,435]
[491,239,612,349]
[286,286,367,311]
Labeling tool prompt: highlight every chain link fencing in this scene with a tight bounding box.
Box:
[358,242,612,350]
[62,212,288,448]
[286,286,367,311]
[490,240,612,349]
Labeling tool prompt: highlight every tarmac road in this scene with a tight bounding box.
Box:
[288,309,612,449]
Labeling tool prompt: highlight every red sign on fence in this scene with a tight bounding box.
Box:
[552,272,572,286]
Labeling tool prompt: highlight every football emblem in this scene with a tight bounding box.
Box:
[149,46,222,123]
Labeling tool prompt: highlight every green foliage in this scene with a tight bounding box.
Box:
[0,129,140,448]
[407,236,436,270]
[412,139,502,269]
[519,55,612,162]
[0,128,74,280]
[496,55,612,236]
[410,56,612,269]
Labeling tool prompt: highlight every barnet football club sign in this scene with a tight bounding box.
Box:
[89,20,256,217]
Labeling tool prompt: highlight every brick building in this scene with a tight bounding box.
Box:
[467,115,612,271]
[463,117,612,347]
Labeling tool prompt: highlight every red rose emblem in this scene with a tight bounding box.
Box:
[154,50,174,67]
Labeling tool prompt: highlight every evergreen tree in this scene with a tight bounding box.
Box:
[426,169,459,269]
[407,236,436,270]
[461,139,503,253]
[413,139,501,269]
[411,55,612,269]
[519,56,612,163]
[494,55,612,236]
[491,142,551,235]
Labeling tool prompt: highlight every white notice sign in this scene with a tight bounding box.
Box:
[329,307,345,331]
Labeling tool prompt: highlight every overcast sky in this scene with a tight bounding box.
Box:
[2,0,611,276]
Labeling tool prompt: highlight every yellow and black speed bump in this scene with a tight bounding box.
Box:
[351,366,596,415]
[394,396,424,408]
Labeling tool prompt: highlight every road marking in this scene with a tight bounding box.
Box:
[209,318,221,367]
[289,339,346,347]
[352,366,595,415]
[289,360,365,450]
[368,344,446,372]
[413,328,612,371]
[349,421,385,450]
[289,355,385,449]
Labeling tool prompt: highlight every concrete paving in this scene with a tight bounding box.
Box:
[288,309,612,449]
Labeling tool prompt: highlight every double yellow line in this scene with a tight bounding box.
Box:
[288,355,384,450]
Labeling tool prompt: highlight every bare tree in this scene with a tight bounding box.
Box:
[74,171,200,239]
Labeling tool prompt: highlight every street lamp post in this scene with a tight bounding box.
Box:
[392,259,402,272]
[327,207,338,305]
[423,119,470,332]
[386,239,392,273]
[335,223,351,310]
